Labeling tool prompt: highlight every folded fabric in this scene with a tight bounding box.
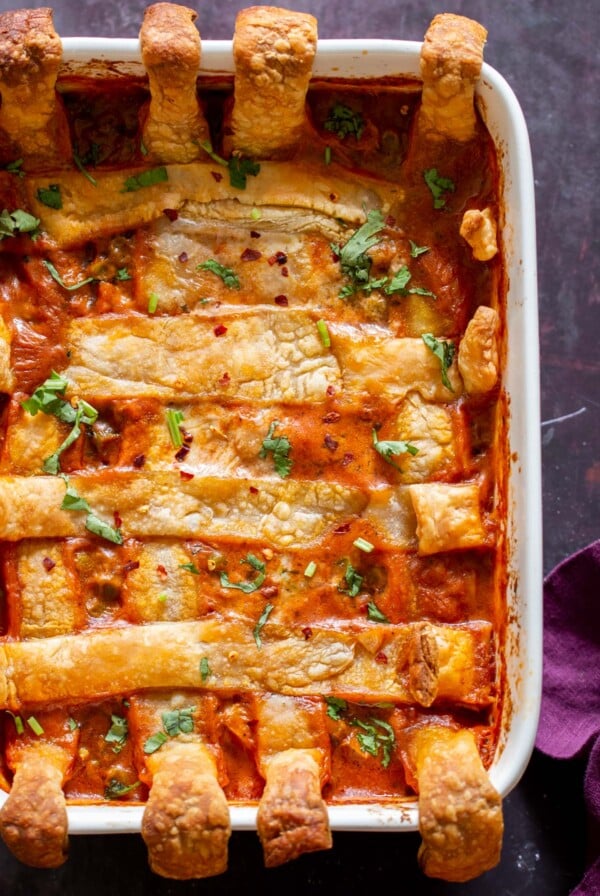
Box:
[536,539,600,895]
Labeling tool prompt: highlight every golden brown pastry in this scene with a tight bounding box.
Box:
[228,6,317,158]
[0,8,71,169]
[418,14,487,142]
[140,3,210,163]
[460,207,499,260]
[458,306,501,395]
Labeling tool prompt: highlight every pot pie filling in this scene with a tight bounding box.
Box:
[0,3,506,883]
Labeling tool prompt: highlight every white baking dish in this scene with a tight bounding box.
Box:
[6,37,542,837]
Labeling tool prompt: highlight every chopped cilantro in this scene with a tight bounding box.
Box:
[367,601,390,623]
[339,560,363,597]
[85,513,123,545]
[43,259,96,291]
[143,731,168,754]
[409,240,430,258]
[253,603,274,649]
[36,184,62,209]
[324,103,364,141]
[105,779,140,799]
[197,258,240,289]
[220,553,267,593]
[179,562,200,575]
[325,696,348,721]
[199,657,211,682]
[422,333,456,391]
[332,209,385,298]
[259,420,293,478]
[162,707,195,737]
[60,480,91,513]
[5,159,24,178]
[228,155,260,190]
[423,168,455,209]
[43,400,98,475]
[67,717,79,732]
[350,717,396,767]
[105,714,128,753]
[73,150,98,186]
[122,166,168,192]
[0,208,40,240]
[115,267,132,281]
[372,428,419,471]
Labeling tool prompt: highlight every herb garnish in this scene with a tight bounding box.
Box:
[143,731,168,754]
[259,420,293,478]
[6,711,24,734]
[162,707,195,737]
[122,166,168,192]
[316,319,331,348]
[325,696,348,721]
[197,258,240,289]
[304,560,317,578]
[0,208,40,240]
[200,141,260,190]
[60,476,124,545]
[220,553,267,593]
[253,603,274,649]
[105,779,140,799]
[323,699,396,767]
[166,408,184,448]
[147,292,159,313]
[383,265,436,299]
[36,184,62,209]
[27,716,44,736]
[409,240,430,258]
[422,333,456,391]
[73,150,98,186]
[331,209,385,298]
[324,103,364,141]
[199,657,211,682]
[372,428,419,471]
[353,537,374,553]
[180,562,200,575]
[339,560,363,597]
[43,259,96,292]
[423,168,455,209]
[105,714,128,753]
[5,159,24,178]
[366,601,390,623]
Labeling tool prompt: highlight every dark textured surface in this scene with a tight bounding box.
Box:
[0,0,598,892]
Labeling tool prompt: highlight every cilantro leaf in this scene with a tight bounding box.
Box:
[332,210,385,298]
[43,259,96,291]
[372,428,419,471]
[383,265,412,295]
[350,717,396,767]
[105,714,128,753]
[5,159,24,178]
[338,560,363,597]
[0,208,40,241]
[228,156,260,190]
[423,168,455,209]
[180,562,200,575]
[197,258,240,289]
[325,696,348,721]
[105,779,140,799]
[73,150,98,186]
[367,601,390,623]
[143,731,168,754]
[199,657,211,682]
[21,371,69,417]
[61,481,91,513]
[36,184,62,209]
[85,513,124,545]
[409,240,429,258]
[324,103,364,141]
[122,166,168,192]
[253,603,274,649]
[259,420,293,478]
[162,707,195,737]
[422,333,456,391]
[220,553,267,593]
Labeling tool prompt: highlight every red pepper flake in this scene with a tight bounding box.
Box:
[178,252,188,263]
[329,192,338,202]
[163,208,178,222]
[175,444,190,461]
[267,254,278,266]
[114,511,122,529]
[249,485,259,494]
[333,522,351,535]
[375,651,388,664]
[181,429,193,445]
[301,626,313,640]
[326,385,336,397]
[211,170,223,182]
[122,560,140,573]
[322,411,341,423]
[250,230,261,239]
[42,557,55,572]
[331,250,340,263]
[241,248,261,262]
[342,452,354,466]
[275,251,287,265]
[156,564,168,579]
[180,469,194,481]
[219,372,230,386]
[261,585,279,600]
[324,434,339,451]
[280,266,289,277]
[214,324,228,337]
[274,294,288,306]
[133,453,145,468]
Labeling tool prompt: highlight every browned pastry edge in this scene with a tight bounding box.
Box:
[0,7,61,85]
[140,2,199,69]
[257,749,332,867]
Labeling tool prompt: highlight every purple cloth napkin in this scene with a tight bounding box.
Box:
[536,539,600,895]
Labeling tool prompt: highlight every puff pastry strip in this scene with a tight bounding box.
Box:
[0,619,494,710]
[228,7,317,159]
[418,14,487,143]
[139,3,209,164]
[0,8,71,169]
[26,162,393,247]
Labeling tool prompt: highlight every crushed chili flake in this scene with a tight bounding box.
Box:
[241,248,261,262]
[342,452,354,466]
[122,560,140,573]
[156,564,168,579]
[211,170,223,182]
[329,192,338,202]
[324,434,339,451]
[133,453,145,468]
[261,585,279,600]
[275,251,287,265]
[163,208,178,222]
[214,324,228,337]
[326,385,336,397]
[331,250,340,262]
[181,429,193,445]
[274,294,288,306]
[249,485,259,494]
[42,557,55,572]
[114,511,122,528]
[180,470,194,481]
[301,627,313,640]
[375,651,388,664]
[219,372,231,385]
[280,266,289,277]
[250,230,261,239]
[178,252,188,263]
[175,444,191,461]
[333,522,351,535]
[267,254,278,266]
[322,411,341,423]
